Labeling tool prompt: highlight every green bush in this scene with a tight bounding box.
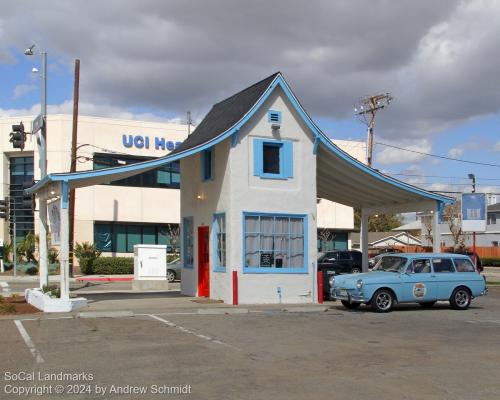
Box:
[75,242,101,275]
[48,248,59,264]
[26,266,38,276]
[92,257,134,275]
[482,257,500,267]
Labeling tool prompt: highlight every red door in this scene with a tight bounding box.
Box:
[198,226,210,297]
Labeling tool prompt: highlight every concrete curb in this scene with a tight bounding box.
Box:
[197,308,249,315]
[78,310,134,318]
[76,276,133,282]
[281,306,330,313]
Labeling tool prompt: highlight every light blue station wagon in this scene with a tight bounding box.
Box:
[330,253,487,312]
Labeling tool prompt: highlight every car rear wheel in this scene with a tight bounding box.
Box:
[419,301,436,308]
[450,287,471,310]
[341,300,360,309]
[371,289,395,313]
[351,267,361,274]
[167,269,176,283]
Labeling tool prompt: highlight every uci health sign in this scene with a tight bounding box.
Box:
[122,134,183,151]
[461,193,486,232]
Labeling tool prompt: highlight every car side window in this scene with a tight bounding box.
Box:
[409,259,431,273]
[454,258,475,272]
[433,258,455,273]
[338,252,350,260]
[327,252,336,261]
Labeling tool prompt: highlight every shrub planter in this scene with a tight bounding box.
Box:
[25,288,87,313]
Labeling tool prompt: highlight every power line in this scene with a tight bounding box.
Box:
[376,142,500,168]
[385,172,500,181]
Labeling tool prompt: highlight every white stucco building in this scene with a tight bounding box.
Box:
[27,72,453,304]
[1,115,361,256]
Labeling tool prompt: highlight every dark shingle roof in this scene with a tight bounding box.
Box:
[171,72,280,155]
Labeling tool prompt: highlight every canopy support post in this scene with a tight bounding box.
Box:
[433,202,441,253]
[59,182,70,300]
[360,209,369,272]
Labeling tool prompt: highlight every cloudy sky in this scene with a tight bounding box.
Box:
[1,0,499,198]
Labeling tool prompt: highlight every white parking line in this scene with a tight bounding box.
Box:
[0,281,8,288]
[147,314,240,351]
[14,320,44,363]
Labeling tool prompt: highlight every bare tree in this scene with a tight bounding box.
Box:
[442,203,466,251]
[422,216,433,246]
[317,228,334,251]
[167,223,180,254]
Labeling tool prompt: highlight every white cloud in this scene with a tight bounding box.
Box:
[495,141,500,152]
[0,101,182,123]
[12,84,36,99]
[375,139,431,165]
[447,147,464,158]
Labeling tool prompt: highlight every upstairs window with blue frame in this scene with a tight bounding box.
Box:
[183,217,194,268]
[201,148,215,181]
[213,213,226,271]
[253,139,293,179]
[244,213,307,273]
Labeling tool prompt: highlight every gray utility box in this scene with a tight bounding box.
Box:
[132,244,169,291]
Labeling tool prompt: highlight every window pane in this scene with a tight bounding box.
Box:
[290,252,304,268]
[433,258,455,273]
[246,216,259,233]
[275,217,288,233]
[454,259,475,272]
[290,218,303,234]
[127,226,141,252]
[261,217,273,234]
[94,224,112,252]
[411,259,431,273]
[263,144,280,174]
[115,225,127,253]
[245,234,259,267]
[158,227,169,245]
[142,226,156,245]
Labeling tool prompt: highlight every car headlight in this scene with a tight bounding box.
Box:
[356,279,364,290]
[329,276,335,287]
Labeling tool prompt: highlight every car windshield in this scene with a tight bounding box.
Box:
[373,256,407,273]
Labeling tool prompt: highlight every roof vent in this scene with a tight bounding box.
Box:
[268,110,281,124]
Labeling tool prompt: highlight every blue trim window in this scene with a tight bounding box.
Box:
[201,147,215,181]
[268,110,281,123]
[253,138,293,179]
[183,217,194,268]
[213,213,226,272]
[243,212,308,274]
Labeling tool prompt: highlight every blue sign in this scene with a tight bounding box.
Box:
[122,134,183,151]
[461,193,486,232]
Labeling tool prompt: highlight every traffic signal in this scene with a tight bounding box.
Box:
[0,198,8,220]
[10,122,26,150]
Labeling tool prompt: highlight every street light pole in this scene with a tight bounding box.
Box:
[25,45,49,288]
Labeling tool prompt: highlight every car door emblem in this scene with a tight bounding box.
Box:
[413,283,426,298]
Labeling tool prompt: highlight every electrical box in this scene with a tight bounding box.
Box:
[134,244,167,281]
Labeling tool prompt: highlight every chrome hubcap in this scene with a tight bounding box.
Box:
[376,293,391,310]
[455,290,469,307]
[167,271,175,282]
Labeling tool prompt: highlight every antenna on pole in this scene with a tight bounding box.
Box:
[187,111,192,135]
[354,93,393,167]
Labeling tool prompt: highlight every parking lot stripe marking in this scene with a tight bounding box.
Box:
[14,320,44,363]
[147,314,240,351]
[0,281,8,288]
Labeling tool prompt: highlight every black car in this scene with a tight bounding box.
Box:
[318,250,363,299]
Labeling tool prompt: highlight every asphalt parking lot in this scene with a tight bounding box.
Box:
[1,288,499,400]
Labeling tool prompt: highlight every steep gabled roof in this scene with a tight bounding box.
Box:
[172,72,280,155]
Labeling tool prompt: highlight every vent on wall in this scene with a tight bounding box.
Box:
[268,110,282,124]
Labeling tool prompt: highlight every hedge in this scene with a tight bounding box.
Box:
[482,258,500,267]
[91,257,134,274]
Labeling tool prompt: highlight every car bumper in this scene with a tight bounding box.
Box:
[330,288,367,303]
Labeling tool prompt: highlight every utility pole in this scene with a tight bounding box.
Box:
[187,111,192,135]
[355,93,393,167]
[69,59,80,278]
[468,173,477,267]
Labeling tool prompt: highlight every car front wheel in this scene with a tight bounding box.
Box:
[341,300,360,309]
[167,269,176,283]
[450,287,471,310]
[371,289,395,313]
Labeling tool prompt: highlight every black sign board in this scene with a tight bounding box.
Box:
[260,252,273,267]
